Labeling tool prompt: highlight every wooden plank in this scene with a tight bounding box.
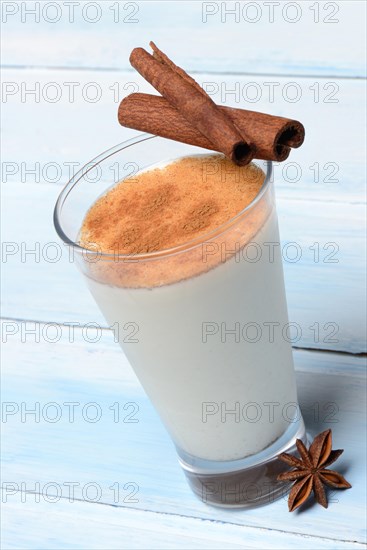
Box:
[1,68,366,202]
[2,1,366,77]
[2,498,365,550]
[1,182,366,352]
[2,322,366,545]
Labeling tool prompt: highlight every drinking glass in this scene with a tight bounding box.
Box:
[54,135,306,507]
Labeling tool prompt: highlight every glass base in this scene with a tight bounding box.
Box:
[177,418,307,508]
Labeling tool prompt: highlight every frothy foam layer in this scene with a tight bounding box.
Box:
[79,154,268,288]
[80,155,265,254]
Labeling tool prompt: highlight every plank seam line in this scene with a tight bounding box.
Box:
[1,489,365,546]
[292,346,367,358]
[1,317,366,359]
[1,64,366,80]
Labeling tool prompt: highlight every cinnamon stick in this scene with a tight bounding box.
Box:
[118,93,305,162]
[129,44,254,166]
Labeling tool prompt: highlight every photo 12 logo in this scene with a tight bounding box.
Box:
[201,320,339,345]
[1,2,140,24]
[202,80,339,105]
[1,400,140,424]
[201,240,340,265]
[1,480,139,504]
[1,320,139,344]
[1,81,139,105]
[1,159,140,184]
[201,400,339,425]
[201,2,340,24]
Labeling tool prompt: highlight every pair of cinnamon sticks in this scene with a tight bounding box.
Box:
[118,42,305,166]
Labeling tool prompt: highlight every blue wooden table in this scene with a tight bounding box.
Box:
[1,2,366,548]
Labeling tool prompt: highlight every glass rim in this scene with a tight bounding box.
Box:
[53,134,273,261]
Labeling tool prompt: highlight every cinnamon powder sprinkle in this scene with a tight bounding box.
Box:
[80,154,265,255]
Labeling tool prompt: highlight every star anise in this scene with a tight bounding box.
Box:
[277,429,351,511]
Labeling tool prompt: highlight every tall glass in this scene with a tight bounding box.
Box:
[54,135,306,508]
